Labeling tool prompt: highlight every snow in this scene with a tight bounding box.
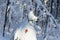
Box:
[14,26,36,40]
[14,22,37,40]
[28,10,38,21]
[0,0,60,40]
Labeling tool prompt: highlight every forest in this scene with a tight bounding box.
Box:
[0,0,60,40]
